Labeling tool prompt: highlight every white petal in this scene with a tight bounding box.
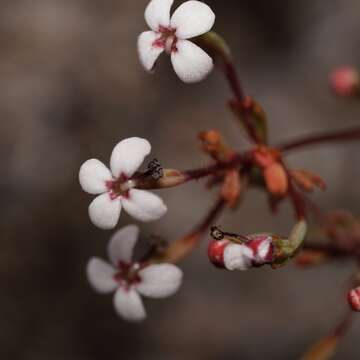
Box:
[86,257,117,293]
[88,193,121,230]
[137,264,183,298]
[138,31,165,72]
[223,244,254,271]
[108,224,139,266]
[110,137,151,178]
[171,40,213,83]
[171,1,215,39]
[113,287,146,322]
[145,0,173,31]
[79,159,112,195]
[122,189,167,222]
[256,238,271,262]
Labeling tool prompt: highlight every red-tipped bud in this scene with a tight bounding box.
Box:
[348,287,360,311]
[208,239,229,268]
[330,66,360,97]
[247,234,275,265]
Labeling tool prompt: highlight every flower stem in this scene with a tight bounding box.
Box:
[277,126,360,153]
[194,31,259,143]
[159,198,226,264]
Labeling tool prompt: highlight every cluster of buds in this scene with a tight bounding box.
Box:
[208,221,307,271]
[208,228,275,270]
[199,130,242,208]
[252,146,288,197]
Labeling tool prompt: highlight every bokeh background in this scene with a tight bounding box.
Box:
[1,0,360,359]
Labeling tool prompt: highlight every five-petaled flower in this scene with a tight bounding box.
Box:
[79,137,167,230]
[138,0,215,83]
[86,225,183,322]
[208,234,274,271]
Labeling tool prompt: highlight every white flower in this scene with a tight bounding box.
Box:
[79,137,167,230]
[138,0,215,83]
[86,225,183,322]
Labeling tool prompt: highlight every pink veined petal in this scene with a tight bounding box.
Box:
[79,159,113,195]
[107,224,139,266]
[138,31,165,72]
[223,244,254,271]
[113,287,146,322]
[171,0,215,39]
[110,137,151,179]
[145,0,174,31]
[171,40,213,83]
[137,264,183,298]
[121,189,167,222]
[86,257,117,294]
[88,193,121,230]
[256,238,271,262]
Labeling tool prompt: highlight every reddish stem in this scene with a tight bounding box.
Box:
[184,152,250,181]
[159,198,226,264]
[277,126,360,153]
[223,61,259,143]
[333,311,353,338]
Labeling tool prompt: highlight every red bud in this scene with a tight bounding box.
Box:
[348,287,360,311]
[330,66,359,97]
[208,239,229,268]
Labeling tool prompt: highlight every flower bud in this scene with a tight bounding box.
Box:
[330,66,360,97]
[246,234,275,265]
[207,239,229,268]
[347,287,360,311]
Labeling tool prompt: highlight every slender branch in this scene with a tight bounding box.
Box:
[277,126,360,153]
[194,32,259,143]
[159,198,226,264]
[184,153,249,181]
[302,242,350,258]
[334,311,353,338]
[224,60,246,102]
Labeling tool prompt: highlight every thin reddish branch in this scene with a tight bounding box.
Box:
[222,61,260,143]
[277,126,360,153]
[224,61,246,102]
[302,242,350,258]
[184,152,250,181]
[334,311,354,338]
[159,198,226,264]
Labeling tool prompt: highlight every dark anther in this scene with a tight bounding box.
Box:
[210,226,224,241]
[148,158,164,180]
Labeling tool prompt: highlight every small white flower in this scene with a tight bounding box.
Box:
[79,137,167,230]
[138,0,215,83]
[86,225,183,322]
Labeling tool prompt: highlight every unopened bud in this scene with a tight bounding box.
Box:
[208,239,229,268]
[246,234,275,265]
[348,287,360,311]
[330,66,360,97]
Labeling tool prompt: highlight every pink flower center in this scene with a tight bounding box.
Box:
[113,261,141,290]
[153,26,178,54]
[106,174,133,200]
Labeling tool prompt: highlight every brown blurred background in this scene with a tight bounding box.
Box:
[1,0,360,359]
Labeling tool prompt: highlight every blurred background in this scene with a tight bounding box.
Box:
[1,0,360,359]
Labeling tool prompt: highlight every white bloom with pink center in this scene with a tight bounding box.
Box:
[86,225,183,322]
[79,137,167,230]
[138,0,215,83]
